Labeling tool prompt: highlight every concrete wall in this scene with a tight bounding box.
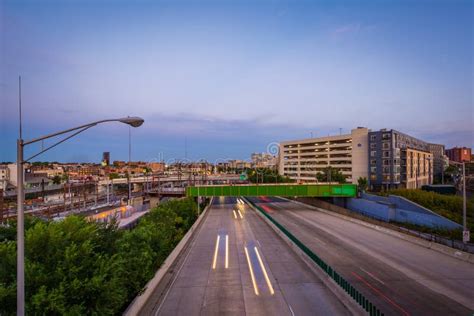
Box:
[345,198,395,222]
[350,127,369,184]
[341,193,462,230]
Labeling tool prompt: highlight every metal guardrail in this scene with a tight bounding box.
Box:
[397,227,474,254]
[244,198,384,316]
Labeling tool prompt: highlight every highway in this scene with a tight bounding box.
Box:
[140,197,349,315]
[248,197,474,316]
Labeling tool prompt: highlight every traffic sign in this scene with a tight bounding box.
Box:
[463,230,470,243]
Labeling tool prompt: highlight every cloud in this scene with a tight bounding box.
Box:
[331,23,377,37]
[333,23,362,35]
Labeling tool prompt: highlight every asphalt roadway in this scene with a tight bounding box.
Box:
[248,197,474,316]
[140,196,349,316]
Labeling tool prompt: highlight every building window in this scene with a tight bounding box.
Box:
[383,151,390,158]
[370,151,377,157]
[370,143,376,149]
[383,167,390,174]
[382,133,391,140]
[370,166,377,173]
[370,135,377,141]
[382,142,390,150]
[370,159,377,165]
[370,174,377,181]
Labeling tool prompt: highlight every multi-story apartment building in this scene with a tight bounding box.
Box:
[402,148,433,189]
[446,147,471,163]
[251,153,277,169]
[278,127,369,184]
[368,129,433,190]
[0,165,10,190]
[428,143,448,182]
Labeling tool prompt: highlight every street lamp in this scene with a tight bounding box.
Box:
[16,116,144,315]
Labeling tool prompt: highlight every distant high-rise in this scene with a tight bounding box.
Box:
[102,152,110,166]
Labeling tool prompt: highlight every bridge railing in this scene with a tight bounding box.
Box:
[186,183,357,197]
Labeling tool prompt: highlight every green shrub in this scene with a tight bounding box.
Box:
[0,197,199,315]
[386,189,474,230]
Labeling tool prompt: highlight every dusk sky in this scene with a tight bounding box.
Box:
[1,0,472,163]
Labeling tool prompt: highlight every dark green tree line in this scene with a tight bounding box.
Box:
[0,198,198,315]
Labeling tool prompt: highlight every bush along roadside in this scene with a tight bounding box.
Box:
[0,197,200,315]
[382,189,474,232]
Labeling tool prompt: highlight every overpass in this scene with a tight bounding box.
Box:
[186,183,357,197]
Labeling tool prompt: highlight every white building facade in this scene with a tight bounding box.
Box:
[278,127,369,184]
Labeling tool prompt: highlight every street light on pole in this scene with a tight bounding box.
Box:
[16,115,143,315]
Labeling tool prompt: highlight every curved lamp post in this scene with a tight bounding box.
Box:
[16,116,144,315]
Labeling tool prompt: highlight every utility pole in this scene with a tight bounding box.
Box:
[462,162,468,243]
[106,178,110,204]
[128,126,132,204]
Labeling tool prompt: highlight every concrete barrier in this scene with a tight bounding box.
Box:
[286,197,474,264]
[123,198,214,316]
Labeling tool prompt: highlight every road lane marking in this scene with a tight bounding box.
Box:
[288,304,295,316]
[352,271,409,316]
[212,235,220,269]
[225,235,229,269]
[233,210,237,219]
[360,267,385,285]
[238,210,243,219]
[244,246,259,295]
[254,246,275,295]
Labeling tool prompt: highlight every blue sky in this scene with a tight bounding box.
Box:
[1,0,472,163]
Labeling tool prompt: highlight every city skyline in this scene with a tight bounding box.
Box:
[1,0,473,162]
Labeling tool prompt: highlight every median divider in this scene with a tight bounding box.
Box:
[124,197,214,316]
[243,197,384,316]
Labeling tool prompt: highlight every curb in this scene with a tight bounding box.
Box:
[285,197,474,265]
[243,197,367,316]
[123,198,214,316]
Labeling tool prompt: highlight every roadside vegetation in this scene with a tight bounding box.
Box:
[380,189,474,240]
[316,167,346,183]
[0,198,199,315]
[246,168,294,183]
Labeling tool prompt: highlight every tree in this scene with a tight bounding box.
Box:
[357,177,368,192]
[247,168,294,184]
[52,175,62,185]
[61,173,69,183]
[0,198,201,315]
[316,167,346,183]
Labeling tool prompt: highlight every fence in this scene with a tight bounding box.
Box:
[244,198,384,316]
